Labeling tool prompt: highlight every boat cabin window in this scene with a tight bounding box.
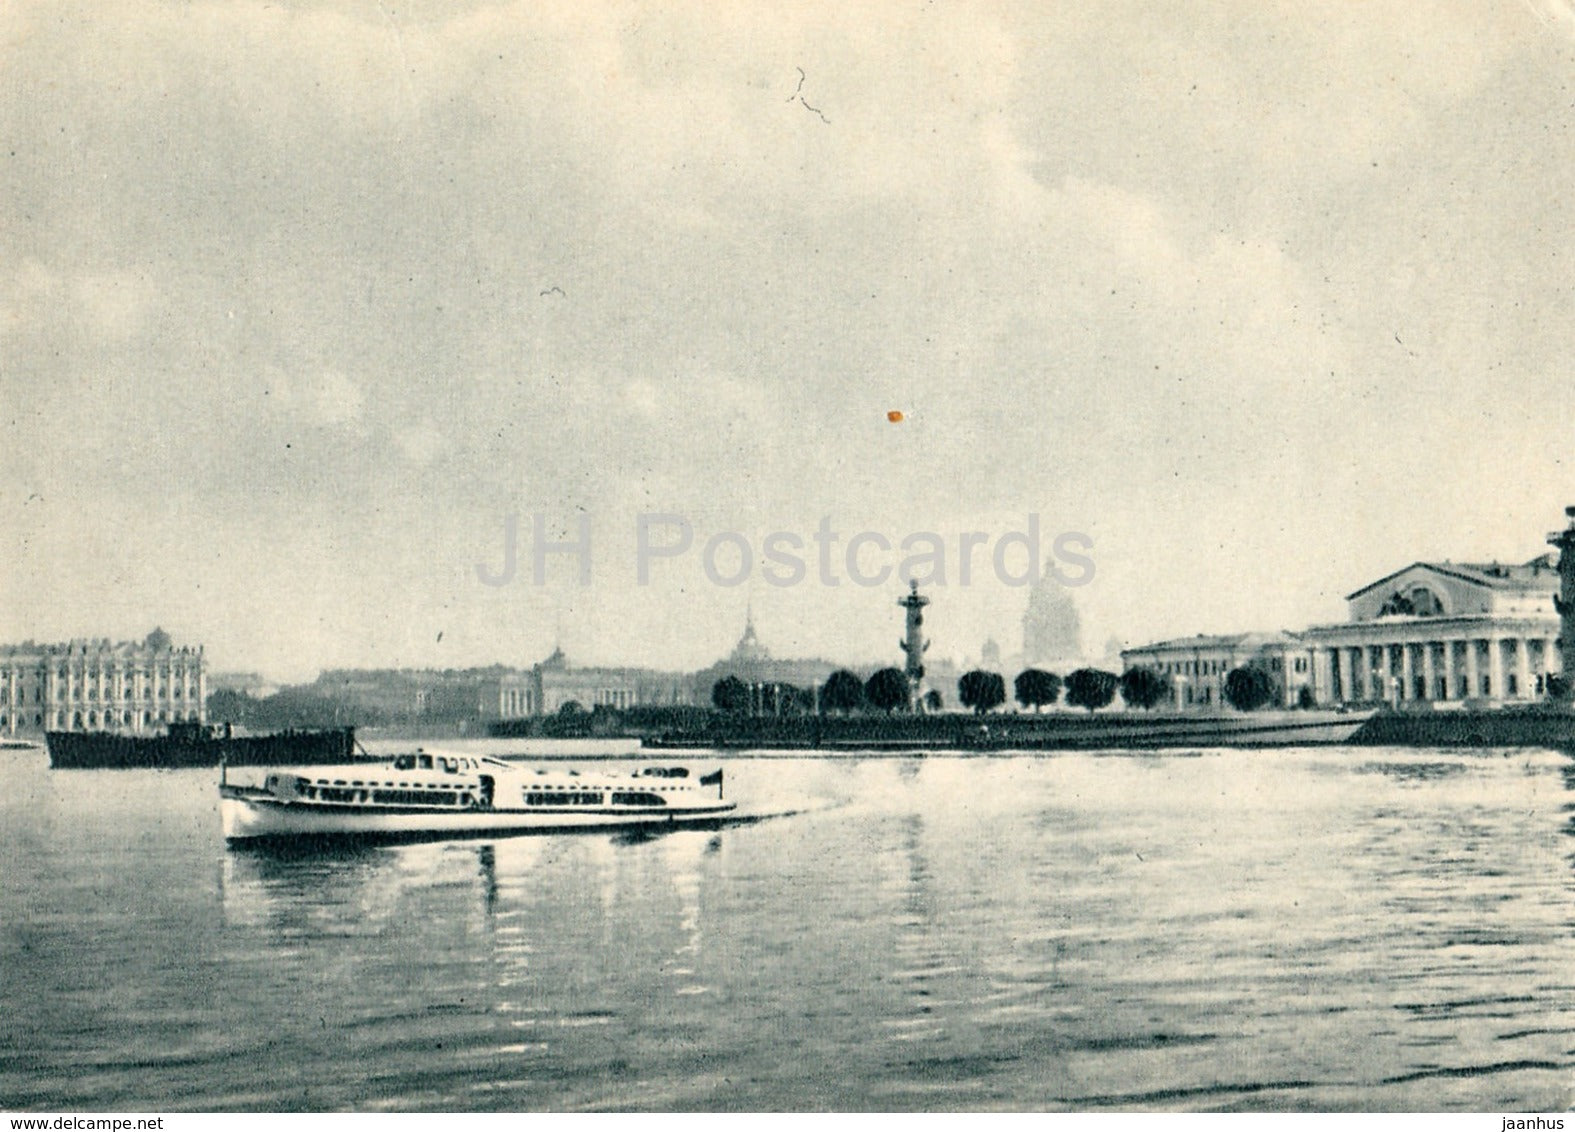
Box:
[524,791,605,807]
[610,791,667,807]
[372,788,462,806]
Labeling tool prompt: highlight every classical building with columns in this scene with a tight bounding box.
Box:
[0,629,206,736]
[1304,558,1560,708]
[1123,557,1561,711]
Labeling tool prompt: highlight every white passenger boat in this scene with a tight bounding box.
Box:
[220,749,734,842]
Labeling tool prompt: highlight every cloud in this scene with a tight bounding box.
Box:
[393,421,446,468]
[265,367,367,432]
[0,260,157,343]
[4,0,1573,672]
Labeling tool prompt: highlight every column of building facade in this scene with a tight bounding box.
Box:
[1332,648,1349,704]
[1515,637,1531,700]
[1487,637,1504,701]
[1420,642,1436,701]
[1397,644,1412,703]
[165,656,177,720]
[1441,639,1455,701]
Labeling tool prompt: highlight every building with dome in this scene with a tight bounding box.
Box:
[689,613,845,704]
[1022,570,1084,669]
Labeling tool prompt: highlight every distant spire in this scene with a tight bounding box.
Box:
[732,605,768,662]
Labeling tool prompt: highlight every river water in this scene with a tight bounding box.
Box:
[2,744,1572,1112]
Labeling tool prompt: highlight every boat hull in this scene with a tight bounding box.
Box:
[221,789,737,842]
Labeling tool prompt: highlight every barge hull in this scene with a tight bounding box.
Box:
[46,726,357,769]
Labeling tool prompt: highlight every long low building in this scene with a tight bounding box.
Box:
[1119,630,1312,709]
[1124,557,1561,710]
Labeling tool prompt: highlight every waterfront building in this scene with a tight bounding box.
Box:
[689,615,845,706]
[300,654,694,727]
[207,671,279,699]
[0,629,206,736]
[308,668,483,722]
[463,649,695,723]
[1304,558,1560,707]
[1120,631,1310,709]
[528,648,694,716]
[1122,557,1561,711]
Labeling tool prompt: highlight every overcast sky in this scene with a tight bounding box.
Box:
[6,1,1575,681]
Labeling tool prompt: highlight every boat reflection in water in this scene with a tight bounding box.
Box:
[47,750,1575,1111]
[217,822,731,1025]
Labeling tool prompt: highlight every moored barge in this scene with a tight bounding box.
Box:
[47,721,358,769]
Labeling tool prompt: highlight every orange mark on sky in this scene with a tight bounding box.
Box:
[887,410,904,423]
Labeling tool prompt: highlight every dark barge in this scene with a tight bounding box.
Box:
[46,721,358,769]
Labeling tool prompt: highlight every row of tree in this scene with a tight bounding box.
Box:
[954,664,1280,713]
[711,663,1286,716]
[709,670,940,715]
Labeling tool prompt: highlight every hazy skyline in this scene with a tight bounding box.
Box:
[6,1,1575,682]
